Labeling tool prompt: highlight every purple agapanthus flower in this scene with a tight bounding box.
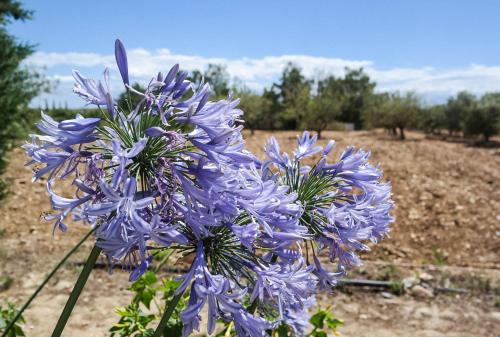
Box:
[263,131,394,281]
[24,39,393,336]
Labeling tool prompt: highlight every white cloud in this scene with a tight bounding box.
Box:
[25,48,500,108]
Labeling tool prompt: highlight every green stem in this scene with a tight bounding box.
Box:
[51,245,102,337]
[152,290,185,337]
[1,228,95,337]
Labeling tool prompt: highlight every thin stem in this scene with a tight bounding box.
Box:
[224,321,234,337]
[1,228,95,337]
[152,290,185,337]
[51,245,102,337]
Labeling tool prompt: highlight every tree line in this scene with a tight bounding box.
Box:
[179,63,498,142]
[0,0,49,198]
[34,62,500,145]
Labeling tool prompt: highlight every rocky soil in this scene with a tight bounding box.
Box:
[1,130,499,336]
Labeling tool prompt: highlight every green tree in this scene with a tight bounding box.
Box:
[189,64,230,98]
[463,106,499,142]
[374,92,420,140]
[275,63,311,129]
[463,92,500,142]
[444,91,476,136]
[0,0,48,198]
[361,92,389,130]
[304,75,343,139]
[204,64,230,97]
[233,86,269,135]
[337,68,376,129]
[261,86,281,130]
[420,104,446,134]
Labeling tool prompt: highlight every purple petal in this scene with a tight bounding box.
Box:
[163,64,179,86]
[145,127,165,137]
[115,39,129,85]
[126,139,147,158]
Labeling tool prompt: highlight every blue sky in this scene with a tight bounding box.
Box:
[10,0,500,108]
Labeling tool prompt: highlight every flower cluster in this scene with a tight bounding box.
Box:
[24,40,393,337]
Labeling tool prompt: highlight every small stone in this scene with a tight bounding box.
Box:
[403,277,417,289]
[381,291,393,299]
[54,280,74,291]
[359,314,369,320]
[490,312,500,321]
[410,285,434,299]
[419,272,434,282]
[408,209,420,220]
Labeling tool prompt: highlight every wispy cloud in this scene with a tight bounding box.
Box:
[26,48,500,108]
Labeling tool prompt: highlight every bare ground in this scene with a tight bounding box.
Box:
[1,130,499,336]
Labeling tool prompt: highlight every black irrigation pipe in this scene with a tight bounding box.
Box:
[337,279,395,288]
[74,261,469,294]
[338,279,468,294]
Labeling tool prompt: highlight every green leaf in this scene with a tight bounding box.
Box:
[310,310,327,329]
[310,331,327,337]
[0,301,26,337]
[326,316,344,330]
[163,320,183,337]
[275,324,291,337]
[129,271,158,309]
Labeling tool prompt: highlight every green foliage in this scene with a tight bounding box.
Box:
[389,281,404,295]
[189,64,230,98]
[378,263,400,281]
[129,272,158,310]
[365,92,420,139]
[205,64,230,97]
[261,87,282,130]
[275,63,312,130]
[109,272,188,337]
[0,276,13,292]
[233,86,270,134]
[361,92,389,130]
[337,68,376,130]
[308,308,343,337]
[111,264,344,337]
[427,91,500,142]
[0,1,32,25]
[303,75,343,139]
[0,301,25,337]
[463,105,499,142]
[461,93,500,141]
[432,247,447,266]
[190,62,500,142]
[0,0,49,199]
[118,83,147,110]
[419,105,446,134]
[110,303,155,337]
[444,91,476,136]
[216,307,343,337]
[0,180,7,201]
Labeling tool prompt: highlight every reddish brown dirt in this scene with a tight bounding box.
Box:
[0,130,499,336]
[244,130,500,269]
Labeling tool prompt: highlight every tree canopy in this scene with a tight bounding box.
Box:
[0,0,48,197]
